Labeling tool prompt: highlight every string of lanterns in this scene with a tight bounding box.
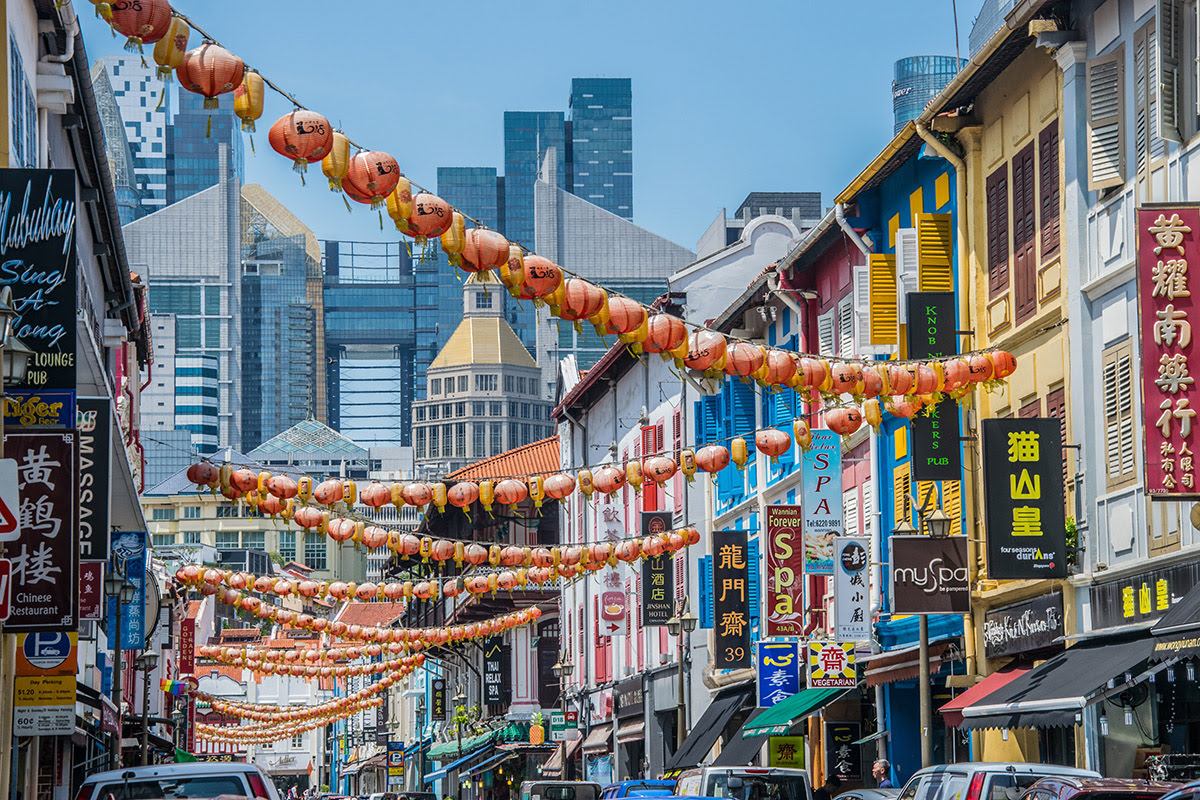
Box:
[200,649,419,680]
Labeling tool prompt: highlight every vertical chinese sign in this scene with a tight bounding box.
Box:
[801,430,842,575]
[981,419,1067,579]
[834,537,870,641]
[4,432,77,632]
[641,511,674,625]
[824,721,862,780]
[106,531,147,650]
[430,678,447,721]
[713,529,751,668]
[755,640,801,707]
[765,505,805,636]
[1139,207,1200,497]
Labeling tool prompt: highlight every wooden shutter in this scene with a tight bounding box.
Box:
[699,556,713,629]
[843,488,860,538]
[917,213,954,291]
[672,408,683,514]
[818,311,836,357]
[893,462,912,528]
[1087,47,1126,190]
[1013,141,1038,325]
[1135,26,1156,177]
[861,481,873,540]
[1103,340,1137,489]
[1020,398,1042,418]
[1046,386,1069,487]
[943,480,963,538]
[642,425,661,512]
[838,297,855,356]
[987,165,1010,296]
[1158,0,1183,142]
[868,254,899,346]
[1039,123,1061,259]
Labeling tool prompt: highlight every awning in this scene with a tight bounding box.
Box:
[539,736,584,776]
[1153,582,1200,658]
[616,721,645,744]
[465,750,515,778]
[741,688,846,737]
[939,664,1033,728]
[423,743,494,784]
[429,731,497,760]
[581,723,613,753]
[958,637,1158,730]
[862,641,957,687]
[663,685,753,771]
[711,708,768,767]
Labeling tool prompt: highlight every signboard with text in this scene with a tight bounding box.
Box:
[768,736,806,769]
[78,562,102,620]
[550,710,580,742]
[77,397,111,562]
[4,391,74,427]
[430,678,447,721]
[801,431,842,575]
[834,537,870,641]
[483,636,511,705]
[106,531,147,650]
[641,511,674,625]
[983,592,1064,659]
[765,505,805,636]
[908,292,962,481]
[807,641,856,688]
[755,640,801,707]
[387,741,404,784]
[14,632,76,736]
[824,721,862,780]
[179,618,196,675]
[890,535,970,614]
[713,530,751,668]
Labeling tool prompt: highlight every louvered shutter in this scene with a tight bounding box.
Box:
[861,481,873,539]
[896,227,920,310]
[1013,141,1038,325]
[1103,340,1137,489]
[817,311,836,357]
[917,213,954,292]
[838,297,855,356]
[731,379,756,435]
[1039,123,1061,258]
[987,165,1010,296]
[642,425,660,512]
[674,550,685,600]
[1046,386,1069,486]
[843,488,860,538]
[893,462,912,528]
[673,408,684,513]
[1088,47,1125,190]
[1158,0,1183,141]
[854,265,886,354]
[699,556,713,628]
[943,480,963,538]
[748,536,760,632]
[868,254,899,346]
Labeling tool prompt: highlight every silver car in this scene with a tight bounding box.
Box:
[77,762,283,800]
[897,763,1100,800]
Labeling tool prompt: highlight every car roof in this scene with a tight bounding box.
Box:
[913,765,1099,777]
[83,763,262,783]
[1034,779,1181,793]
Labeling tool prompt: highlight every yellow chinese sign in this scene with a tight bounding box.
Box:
[768,736,806,769]
[807,642,856,688]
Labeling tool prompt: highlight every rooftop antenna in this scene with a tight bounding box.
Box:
[952,0,961,64]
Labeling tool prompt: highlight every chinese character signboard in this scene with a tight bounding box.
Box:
[982,592,1064,659]
[765,505,805,636]
[1139,206,1200,496]
[179,618,196,675]
[483,636,511,705]
[824,721,862,780]
[908,292,963,481]
[641,511,674,625]
[78,562,102,620]
[77,398,111,562]
[801,430,842,575]
[768,736,806,769]
[430,678,447,721]
[890,535,970,614]
[0,170,77,392]
[4,432,77,631]
[106,531,147,650]
[982,418,1067,579]
[713,529,751,668]
[756,640,801,707]
[834,537,870,641]
[1089,562,1200,628]
[807,641,856,688]
[13,632,76,736]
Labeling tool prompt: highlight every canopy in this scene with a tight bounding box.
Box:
[465,750,515,778]
[1153,582,1200,658]
[711,707,769,767]
[957,637,1157,730]
[663,685,753,771]
[540,736,584,777]
[741,688,846,738]
[429,731,497,760]
[581,722,613,753]
[423,743,494,784]
[939,663,1032,728]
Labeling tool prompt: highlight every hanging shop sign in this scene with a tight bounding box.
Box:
[78,562,103,621]
[982,592,1064,659]
[430,677,447,721]
[981,418,1067,579]
[106,531,147,650]
[768,736,806,769]
[1138,206,1200,497]
[77,397,111,562]
[807,641,856,689]
[824,721,862,780]
[616,676,643,719]
[765,504,805,636]
[755,640,801,708]
[377,692,390,745]
[3,391,74,428]
[1090,561,1200,629]
[13,632,76,736]
[642,511,674,626]
[890,535,970,614]
[4,431,77,631]
[834,537,870,641]
[908,292,962,481]
[179,617,196,675]
[713,529,752,669]
[801,430,842,575]
[600,585,629,637]
[0,169,78,392]
[483,636,511,706]
[387,741,404,783]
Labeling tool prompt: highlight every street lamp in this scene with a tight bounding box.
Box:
[924,507,952,539]
[105,570,136,768]
[171,705,186,750]
[551,652,574,780]
[666,600,698,750]
[135,650,160,765]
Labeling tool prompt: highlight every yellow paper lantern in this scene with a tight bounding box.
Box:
[234,70,264,132]
[440,213,466,265]
[151,15,189,81]
[322,131,350,192]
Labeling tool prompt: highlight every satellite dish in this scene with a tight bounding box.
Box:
[143,570,162,646]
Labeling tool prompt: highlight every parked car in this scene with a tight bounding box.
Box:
[1158,780,1200,800]
[674,767,812,800]
[521,782,604,800]
[76,762,282,800]
[603,781,678,799]
[836,790,900,800]
[367,793,397,800]
[897,764,1100,800]
[1021,778,1179,800]
[395,793,437,800]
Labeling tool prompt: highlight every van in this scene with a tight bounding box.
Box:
[76,762,282,800]
[521,781,604,800]
[674,767,813,800]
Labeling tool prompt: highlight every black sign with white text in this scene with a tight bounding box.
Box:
[642,511,674,626]
[430,678,447,720]
[908,292,962,481]
[983,592,1065,659]
[890,535,970,614]
[713,529,751,668]
[77,398,111,562]
[483,636,511,705]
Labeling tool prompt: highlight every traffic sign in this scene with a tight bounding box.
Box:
[0,558,11,621]
[0,459,18,541]
[550,710,580,742]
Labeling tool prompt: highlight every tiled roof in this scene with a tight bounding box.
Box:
[429,317,538,370]
[187,600,203,619]
[334,602,408,628]
[215,628,262,644]
[248,419,369,461]
[446,435,559,481]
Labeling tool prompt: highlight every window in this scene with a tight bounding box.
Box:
[215,532,239,549]
[817,310,835,356]
[475,292,493,309]
[279,531,296,562]
[1103,339,1137,490]
[1020,398,1042,418]
[1134,22,1167,198]
[1087,45,1125,190]
[431,378,442,396]
[1046,385,1069,484]
[504,375,515,393]
[183,506,202,519]
[456,423,466,458]
[443,404,453,419]
[291,733,304,748]
[457,375,468,392]
[242,532,265,550]
[987,164,1010,296]
[184,532,200,545]
[838,296,854,356]
[1013,140,1038,324]
[428,404,439,421]
[456,402,466,418]
[416,407,426,422]
[473,401,486,416]
[217,506,238,518]
[1039,123,1061,259]
[151,508,175,521]
[152,534,174,547]
[474,423,486,456]
[305,533,327,570]
[476,374,498,392]
[428,426,439,458]
[416,427,427,459]
[490,401,502,415]
[490,423,503,455]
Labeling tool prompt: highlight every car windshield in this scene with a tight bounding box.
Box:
[708,775,808,800]
[101,779,248,800]
[902,774,970,800]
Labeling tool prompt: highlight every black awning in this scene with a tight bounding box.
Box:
[1153,582,1200,658]
[663,685,752,771]
[958,637,1157,730]
[711,707,768,767]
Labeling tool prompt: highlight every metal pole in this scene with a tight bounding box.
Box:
[111,588,124,769]
[918,615,932,767]
[141,663,152,764]
[675,632,685,749]
[560,676,568,781]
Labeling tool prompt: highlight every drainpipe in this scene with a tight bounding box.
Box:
[834,204,872,258]
[913,120,978,682]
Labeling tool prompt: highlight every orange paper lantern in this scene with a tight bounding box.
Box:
[176,43,244,109]
[268,111,334,173]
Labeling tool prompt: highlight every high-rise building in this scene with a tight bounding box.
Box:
[103,56,170,212]
[568,78,633,219]
[892,56,967,134]
[169,91,245,204]
[90,60,144,223]
[503,111,567,256]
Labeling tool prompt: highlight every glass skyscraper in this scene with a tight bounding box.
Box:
[892,56,967,134]
[169,91,245,204]
[568,78,632,219]
[103,56,170,213]
[503,111,567,253]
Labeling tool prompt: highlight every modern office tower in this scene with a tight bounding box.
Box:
[696,192,824,257]
[568,78,633,219]
[169,90,245,204]
[892,56,967,133]
[968,0,1014,57]
[240,184,325,450]
[90,61,144,223]
[534,147,694,386]
[124,146,243,452]
[141,314,209,487]
[103,56,170,212]
[503,111,567,254]
[412,273,553,477]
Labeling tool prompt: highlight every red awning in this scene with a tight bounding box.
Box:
[940,663,1033,728]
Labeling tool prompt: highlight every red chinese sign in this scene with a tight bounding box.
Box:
[1139,207,1200,496]
[765,505,806,636]
[79,562,102,620]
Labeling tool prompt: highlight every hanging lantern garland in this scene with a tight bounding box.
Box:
[194,678,398,743]
[199,647,424,680]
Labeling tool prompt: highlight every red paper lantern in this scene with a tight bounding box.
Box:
[515,255,562,301]
[913,364,941,395]
[942,358,971,393]
[313,479,344,505]
[494,479,529,508]
[862,366,884,399]
[447,482,479,509]
[724,342,764,377]
[401,484,432,507]
[644,314,687,354]
[267,111,334,173]
[176,43,244,109]
[615,541,641,561]
[405,193,454,240]
[461,228,510,272]
[110,0,173,50]
[544,473,577,500]
[360,482,390,508]
[684,331,727,371]
[764,350,797,385]
[230,468,257,493]
[187,462,218,487]
[825,406,865,436]
[292,507,322,529]
[754,429,792,463]
[643,456,677,485]
[887,364,916,396]
[967,354,994,382]
[695,445,730,473]
[605,298,647,335]
[990,350,1018,379]
[343,151,400,208]
[267,474,298,499]
[829,362,864,395]
[559,279,607,322]
[593,466,626,496]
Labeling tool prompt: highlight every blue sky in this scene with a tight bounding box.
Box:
[81,1,971,250]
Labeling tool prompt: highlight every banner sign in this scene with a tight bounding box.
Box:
[807,641,856,688]
[79,562,102,620]
[1138,206,1200,496]
[483,636,511,705]
[982,418,1067,579]
[3,391,74,427]
[755,640,801,708]
[641,511,674,626]
[13,632,76,736]
[713,529,751,668]
[890,535,970,614]
[908,292,962,481]
[834,537,870,641]
[106,531,147,650]
[983,592,1064,659]
[0,169,78,392]
[387,741,404,778]
[824,721,862,780]
[600,587,628,637]
[801,430,842,575]
[430,677,447,721]
[768,736,806,769]
[4,431,77,631]
[1091,561,1200,629]
[765,505,805,636]
[77,398,111,562]
[377,691,390,745]
[179,617,196,675]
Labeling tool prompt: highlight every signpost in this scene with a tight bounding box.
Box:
[13,632,76,736]
[549,710,579,742]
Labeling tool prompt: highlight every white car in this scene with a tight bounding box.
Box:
[77,762,283,800]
